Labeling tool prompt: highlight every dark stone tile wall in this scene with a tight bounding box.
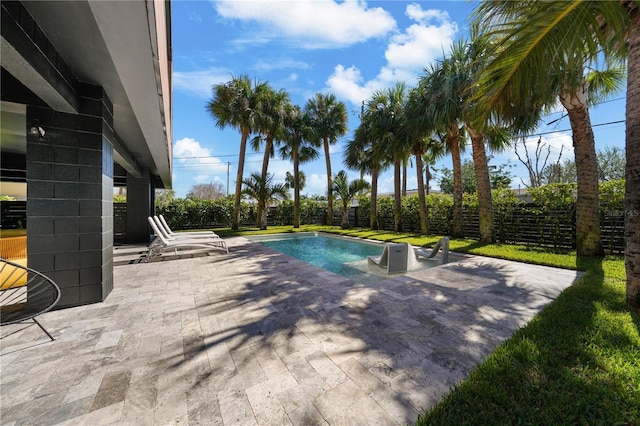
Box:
[126,169,152,243]
[26,84,114,308]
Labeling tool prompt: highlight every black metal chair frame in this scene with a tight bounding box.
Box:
[1,258,61,341]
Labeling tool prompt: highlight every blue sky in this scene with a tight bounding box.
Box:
[170,0,626,198]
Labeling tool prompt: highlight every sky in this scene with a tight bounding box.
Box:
[170,0,627,198]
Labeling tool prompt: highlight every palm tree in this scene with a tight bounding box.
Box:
[405,86,435,235]
[207,75,270,230]
[413,38,525,243]
[365,83,408,232]
[305,93,348,226]
[344,99,394,230]
[344,102,390,230]
[472,1,639,310]
[332,170,370,229]
[416,63,466,238]
[251,88,291,227]
[285,170,306,192]
[423,138,447,196]
[241,173,289,230]
[473,2,627,254]
[280,105,319,228]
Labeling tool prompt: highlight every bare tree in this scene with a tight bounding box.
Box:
[597,146,625,181]
[514,137,564,188]
[186,182,226,200]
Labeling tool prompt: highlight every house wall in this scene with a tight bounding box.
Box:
[26,84,114,307]
[1,1,171,308]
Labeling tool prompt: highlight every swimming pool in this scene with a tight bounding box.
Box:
[248,232,435,283]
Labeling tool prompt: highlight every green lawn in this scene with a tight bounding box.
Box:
[213,225,639,424]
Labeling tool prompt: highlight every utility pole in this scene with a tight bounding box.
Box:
[226,162,230,196]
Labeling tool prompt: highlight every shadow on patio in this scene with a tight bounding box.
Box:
[0,237,581,425]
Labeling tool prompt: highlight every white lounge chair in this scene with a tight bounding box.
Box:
[146,217,228,261]
[152,216,219,242]
[157,215,221,238]
[367,243,410,273]
[415,237,449,264]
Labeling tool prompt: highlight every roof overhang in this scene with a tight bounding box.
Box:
[3,0,172,187]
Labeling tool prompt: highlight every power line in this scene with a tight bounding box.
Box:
[174,151,266,160]
[526,119,624,139]
[173,157,291,169]
[173,117,625,164]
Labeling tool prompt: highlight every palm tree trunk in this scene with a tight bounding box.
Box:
[468,126,495,243]
[625,8,640,313]
[394,158,403,232]
[256,137,273,227]
[232,128,249,230]
[370,166,379,230]
[260,207,267,230]
[449,124,463,238]
[415,151,429,235]
[560,85,603,257]
[402,162,407,196]
[425,165,431,196]
[324,137,333,225]
[293,151,301,228]
[341,202,350,229]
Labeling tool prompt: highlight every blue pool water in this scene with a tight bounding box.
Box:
[248,233,387,282]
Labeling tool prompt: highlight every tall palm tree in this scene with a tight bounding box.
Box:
[365,83,408,232]
[388,83,410,233]
[344,118,389,230]
[241,173,289,230]
[305,93,348,226]
[251,88,291,227]
[473,2,626,254]
[207,75,270,230]
[405,86,436,235]
[285,170,307,193]
[332,170,370,229]
[423,137,447,196]
[472,0,639,311]
[280,105,319,228]
[416,63,467,237]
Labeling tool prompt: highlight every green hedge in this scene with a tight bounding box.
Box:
[154,181,625,252]
[157,198,327,229]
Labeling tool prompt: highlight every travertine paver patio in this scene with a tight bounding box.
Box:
[0,236,582,425]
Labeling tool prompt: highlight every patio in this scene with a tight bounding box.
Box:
[0,236,581,425]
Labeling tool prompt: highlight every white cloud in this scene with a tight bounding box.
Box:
[305,173,328,197]
[252,58,311,72]
[194,174,211,184]
[173,137,231,195]
[214,0,396,48]
[325,65,383,105]
[173,68,231,98]
[174,137,227,173]
[385,12,457,71]
[405,4,450,23]
[377,174,395,195]
[174,137,211,160]
[268,160,293,182]
[325,3,457,105]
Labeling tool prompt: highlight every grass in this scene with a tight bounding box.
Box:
[213,225,639,424]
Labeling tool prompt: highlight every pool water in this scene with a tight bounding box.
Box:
[248,232,433,284]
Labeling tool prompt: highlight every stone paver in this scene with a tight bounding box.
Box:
[0,236,582,425]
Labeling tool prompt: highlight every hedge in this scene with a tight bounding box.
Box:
[153,181,625,253]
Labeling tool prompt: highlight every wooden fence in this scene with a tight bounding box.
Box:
[345,204,625,254]
[108,202,625,254]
